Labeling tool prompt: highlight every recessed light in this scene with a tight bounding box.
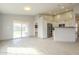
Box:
[57,15,60,19]
[24,6,31,11]
[65,9,69,11]
[61,6,65,9]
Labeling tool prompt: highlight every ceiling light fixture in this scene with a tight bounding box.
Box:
[24,6,31,11]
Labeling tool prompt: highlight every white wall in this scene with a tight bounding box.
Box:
[0,14,35,40]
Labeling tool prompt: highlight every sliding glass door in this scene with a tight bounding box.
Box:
[22,24,28,37]
[13,23,28,38]
[13,23,21,38]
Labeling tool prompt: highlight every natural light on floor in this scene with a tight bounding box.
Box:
[7,47,42,54]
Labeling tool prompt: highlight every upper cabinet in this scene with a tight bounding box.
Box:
[54,11,73,22]
[53,11,75,27]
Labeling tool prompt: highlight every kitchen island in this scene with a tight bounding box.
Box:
[53,27,77,42]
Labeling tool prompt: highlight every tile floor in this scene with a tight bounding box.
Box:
[0,37,79,55]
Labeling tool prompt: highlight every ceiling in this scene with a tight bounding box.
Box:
[0,3,78,15]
